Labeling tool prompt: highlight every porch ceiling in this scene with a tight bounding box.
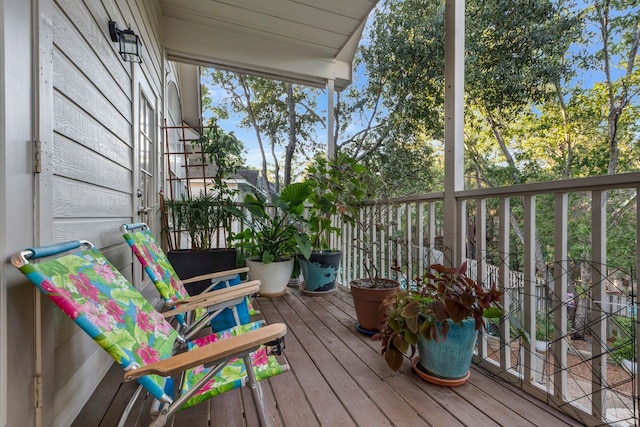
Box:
[158,0,377,90]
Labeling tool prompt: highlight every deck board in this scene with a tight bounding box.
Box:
[74,286,585,426]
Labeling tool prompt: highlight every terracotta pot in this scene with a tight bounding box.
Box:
[350,278,400,333]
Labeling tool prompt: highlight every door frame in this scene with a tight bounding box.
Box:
[132,66,161,290]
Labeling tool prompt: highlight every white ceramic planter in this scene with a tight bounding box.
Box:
[246,257,294,297]
[621,358,637,375]
[535,340,550,352]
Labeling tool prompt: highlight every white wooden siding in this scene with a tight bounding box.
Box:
[47,0,164,425]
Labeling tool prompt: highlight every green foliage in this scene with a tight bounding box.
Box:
[233,182,311,264]
[164,120,244,250]
[165,193,220,251]
[303,152,368,251]
[536,310,555,342]
[376,263,516,371]
[202,70,323,187]
[200,0,640,276]
[611,315,637,364]
[195,120,244,181]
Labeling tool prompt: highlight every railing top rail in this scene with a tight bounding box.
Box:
[455,171,640,200]
[360,191,445,206]
[356,172,640,207]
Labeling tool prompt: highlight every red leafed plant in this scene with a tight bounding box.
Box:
[374,262,506,372]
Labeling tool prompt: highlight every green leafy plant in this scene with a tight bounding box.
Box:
[536,310,554,341]
[164,120,243,250]
[233,182,312,264]
[194,122,244,242]
[611,315,636,364]
[164,192,221,251]
[375,262,528,371]
[303,152,367,252]
[534,310,573,343]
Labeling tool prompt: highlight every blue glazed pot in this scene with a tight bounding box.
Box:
[417,317,478,379]
[299,251,341,292]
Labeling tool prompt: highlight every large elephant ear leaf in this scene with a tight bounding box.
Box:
[280,182,311,214]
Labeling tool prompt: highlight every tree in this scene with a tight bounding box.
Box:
[202,70,323,191]
[362,0,579,272]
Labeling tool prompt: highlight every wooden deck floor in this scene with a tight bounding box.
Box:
[73,286,584,427]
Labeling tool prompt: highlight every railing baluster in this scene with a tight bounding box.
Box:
[637,186,640,405]
[428,202,436,266]
[553,193,568,399]
[592,190,607,417]
[523,195,536,384]
[328,173,640,425]
[499,196,511,371]
[477,198,488,359]
[417,202,425,285]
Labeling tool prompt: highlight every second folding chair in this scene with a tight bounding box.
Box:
[121,223,258,340]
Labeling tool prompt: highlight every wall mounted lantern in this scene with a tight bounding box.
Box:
[109,20,142,63]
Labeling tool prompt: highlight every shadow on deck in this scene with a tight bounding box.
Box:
[73,286,583,426]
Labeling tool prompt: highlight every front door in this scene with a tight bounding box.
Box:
[133,70,160,288]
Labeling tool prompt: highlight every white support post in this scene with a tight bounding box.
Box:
[327,79,335,158]
[442,0,465,267]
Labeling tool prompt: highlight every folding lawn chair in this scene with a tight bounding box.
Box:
[12,240,288,427]
[121,223,258,339]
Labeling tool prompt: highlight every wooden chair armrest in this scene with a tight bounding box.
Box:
[124,323,287,381]
[181,267,250,285]
[164,281,261,315]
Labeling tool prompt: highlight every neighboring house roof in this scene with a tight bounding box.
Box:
[236,169,259,187]
[159,0,377,90]
[185,164,259,185]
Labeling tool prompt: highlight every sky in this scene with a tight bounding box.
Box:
[202,79,334,171]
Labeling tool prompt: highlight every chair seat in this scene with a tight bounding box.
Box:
[180,321,288,409]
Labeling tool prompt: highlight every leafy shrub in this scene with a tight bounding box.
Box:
[611,315,636,364]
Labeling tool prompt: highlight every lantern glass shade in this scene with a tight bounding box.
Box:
[108,20,142,63]
[118,31,142,63]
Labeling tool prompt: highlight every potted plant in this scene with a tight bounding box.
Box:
[299,152,367,294]
[535,310,554,352]
[233,182,312,297]
[611,314,637,375]
[347,198,401,335]
[163,119,242,295]
[376,262,526,385]
[163,121,244,295]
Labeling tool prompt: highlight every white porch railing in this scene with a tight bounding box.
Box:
[336,172,640,427]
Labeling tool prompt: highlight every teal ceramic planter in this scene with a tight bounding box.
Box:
[299,251,341,292]
[417,318,478,379]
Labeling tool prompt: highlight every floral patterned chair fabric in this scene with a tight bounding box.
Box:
[12,240,288,425]
[121,223,256,333]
